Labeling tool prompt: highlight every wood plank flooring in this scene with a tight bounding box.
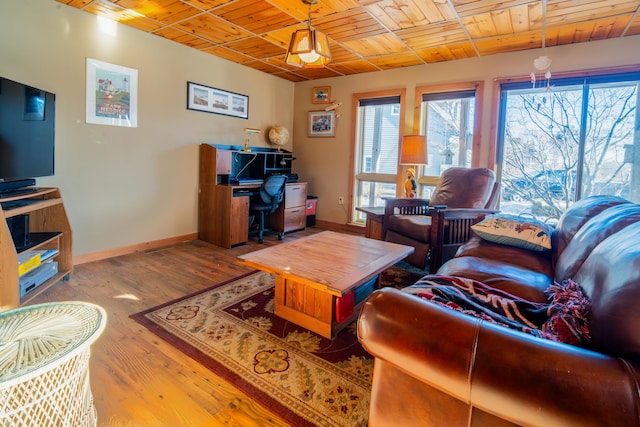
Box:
[30,228,329,427]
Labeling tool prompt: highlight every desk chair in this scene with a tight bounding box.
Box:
[250,174,287,243]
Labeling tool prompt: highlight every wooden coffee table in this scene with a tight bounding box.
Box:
[237,231,414,338]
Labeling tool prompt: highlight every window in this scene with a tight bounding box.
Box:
[351,90,405,224]
[497,69,640,223]
[415,83,483,198]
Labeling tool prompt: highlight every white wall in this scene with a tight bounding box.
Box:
[293,36,640,224]
[0,0,295,257]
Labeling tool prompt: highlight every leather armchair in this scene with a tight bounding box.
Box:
[383,167,499,272]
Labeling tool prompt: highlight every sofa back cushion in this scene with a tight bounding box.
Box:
[551,195,628,266]
[429,167,496,209]
[574,221,640,356]
[555,202,640,282]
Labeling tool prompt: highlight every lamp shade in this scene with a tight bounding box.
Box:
[285,28,331,68]
[400,135,427,165]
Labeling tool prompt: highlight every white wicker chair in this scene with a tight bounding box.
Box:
[0,301,107,426]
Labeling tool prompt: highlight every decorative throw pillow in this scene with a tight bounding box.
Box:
[471,214,553,251]
[542,279,591,346]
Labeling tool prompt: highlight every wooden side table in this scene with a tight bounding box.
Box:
[356,206,385,240]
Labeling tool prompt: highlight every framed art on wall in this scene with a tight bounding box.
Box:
[187,81,249,119]
[308,110,336,137]
[312,86,330,104]
[86,58,138,128]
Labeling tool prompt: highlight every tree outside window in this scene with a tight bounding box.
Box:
[499,72,639,223]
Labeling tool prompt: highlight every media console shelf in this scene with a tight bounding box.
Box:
[0,187,72,310]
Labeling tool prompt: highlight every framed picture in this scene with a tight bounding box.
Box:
[86,58,138,128]
[308,110,336,137]
[312,86,331,104]
[187,81,248,119]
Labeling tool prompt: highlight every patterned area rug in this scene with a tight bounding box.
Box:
[131,271,374,427]
[131,264,425,426]
[379,260,427,289]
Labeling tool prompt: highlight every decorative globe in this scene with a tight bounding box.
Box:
[268,125,289,151]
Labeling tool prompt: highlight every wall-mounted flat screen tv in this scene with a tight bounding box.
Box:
[0,76,56,183]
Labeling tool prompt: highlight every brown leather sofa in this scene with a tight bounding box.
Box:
[383,167,499,272]
[358,195,640,426]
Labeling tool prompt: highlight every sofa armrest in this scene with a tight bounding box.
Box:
[358,288,640,427]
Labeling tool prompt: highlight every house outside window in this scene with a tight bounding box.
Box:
[416,83,483,199]
[497,69,640,223]
[351,90,405,224]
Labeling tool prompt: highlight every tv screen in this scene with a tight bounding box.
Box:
[0,77,56,182]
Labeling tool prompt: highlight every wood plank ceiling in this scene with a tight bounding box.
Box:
[56,0,640,82]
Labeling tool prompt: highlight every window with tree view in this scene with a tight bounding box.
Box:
[418,87,478,198]
[498,71,640,223]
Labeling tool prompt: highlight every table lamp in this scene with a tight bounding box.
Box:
[399,135,427,197]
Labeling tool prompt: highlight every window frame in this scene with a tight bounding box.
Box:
[349,88,406,224]
[491,65,640,187]
[413,81,485,193]
[492,65,640,213]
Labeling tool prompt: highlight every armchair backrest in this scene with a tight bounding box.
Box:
[259,174,287,212]
[429,167,497,209]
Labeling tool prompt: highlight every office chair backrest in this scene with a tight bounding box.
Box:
[260,175,288,212]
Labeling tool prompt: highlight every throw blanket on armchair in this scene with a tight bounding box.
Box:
[403,275,590,345]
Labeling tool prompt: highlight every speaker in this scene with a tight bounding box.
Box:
[6,214,29,249]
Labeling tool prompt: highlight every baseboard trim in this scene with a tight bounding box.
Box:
[73,222,364,266]
[73,233,199,265]
[313,219,365,235]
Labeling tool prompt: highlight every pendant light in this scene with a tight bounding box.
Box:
[285,0,331,68]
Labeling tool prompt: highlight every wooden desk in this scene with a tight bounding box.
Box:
[237,231,414,338]
[356,206,385,240]
[198,143,306,248]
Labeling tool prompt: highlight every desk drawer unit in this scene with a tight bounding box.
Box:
[271,183,307,233]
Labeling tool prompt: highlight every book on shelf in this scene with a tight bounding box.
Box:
[18,249,59,276]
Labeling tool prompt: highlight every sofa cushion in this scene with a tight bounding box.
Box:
[574,221,640,356]
[386,215,432,242]
[551,195,629,266]
[554,203,640,282]
[437,256,551,303]
[471,214,553,251]
[455,236,554,278]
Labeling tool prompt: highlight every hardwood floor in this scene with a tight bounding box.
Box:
[30,228,329,427]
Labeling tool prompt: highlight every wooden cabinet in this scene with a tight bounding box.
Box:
[199,144,306,248]
[198,184,249,248]
[0,188,73,310]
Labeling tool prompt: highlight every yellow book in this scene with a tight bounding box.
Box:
[18,252,42,276]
